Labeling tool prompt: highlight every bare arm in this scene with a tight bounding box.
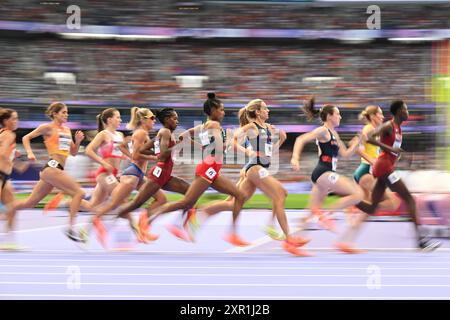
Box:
[118,134,132,159]
[22,124,51,161]
[70,130,84,156]
[84,131,114,172]
[180,125,203,150]
[0,131,15,162]
[367,122,403,155]
[291,127,327,171]
[233,124,258,157]
[156,129,175,162]
[337,133,362,159]
[270,125,287,150]
[132,130,156,162]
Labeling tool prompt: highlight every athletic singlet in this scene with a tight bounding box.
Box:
[98,130,124,159]
[198,123,226,157]
[244,122,272,172]
[44,124,72,157]
[311,128,340,183]
[361,124,379,165]
[154,134,176,165]
[379,119,402,162]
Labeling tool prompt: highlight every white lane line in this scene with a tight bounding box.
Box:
[1,264,450,270]
[1,272,450,278]
[1,248,449,254]
[0,294,448,299]
[11,223,90,233]
[2,258,450,264]
[3,281,450,287]
[3,252,449,260]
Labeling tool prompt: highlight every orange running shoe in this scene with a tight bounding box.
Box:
[166,224,192,242]
[334,242,367,254]
[223,233,250,247]
[287,236,311,247]
[282,240,313,257]
[136,211,149,243]
[43,192,64,214]
[311,208,337,232]
[93,217,108,249]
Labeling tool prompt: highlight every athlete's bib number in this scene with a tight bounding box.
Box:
[265,143,272,157]
[59,135,71,151]
[153,166,162,178]
[47,159,59,168]
[105,174,117,185]
[199,131,210,146]
[388,171,400,184]
[205,167,217,180]
[393,134,402,149]
[154,140,161,154]
[258,168,269,179]
[332,157,338,171]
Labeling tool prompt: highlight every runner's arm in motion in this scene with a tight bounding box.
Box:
[70,130,84,156]
[22,124,51,161]
[290,126,328,170]
[367,122,404,155]
[232,124,258,157]
[118,135,133,159]
[85,131,114,173]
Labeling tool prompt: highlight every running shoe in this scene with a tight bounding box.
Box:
[287,235,311,247]
[264,225,286,241]
[418,238,441,252]
[64,228,87,243]
[334,242,366,254]
[166,223,192,242]
[137,210,159,242]
[93,217,108,248]
[312,208,337,232]
[184,208,200,242]
[223,233,250,247]
[281,240,313,257]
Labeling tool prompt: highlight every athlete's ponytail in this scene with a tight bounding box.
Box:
[238,107,249,127]
[127,107,153,130]
[358,105,380,123]
[302,97,336,122]
[97,108,118,132]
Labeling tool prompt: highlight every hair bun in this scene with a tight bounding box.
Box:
[207,92,216,99]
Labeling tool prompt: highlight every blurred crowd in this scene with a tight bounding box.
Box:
[0,38,431,105]
[1,0,450,29]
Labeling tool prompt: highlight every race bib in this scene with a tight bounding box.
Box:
[153,166,162,178]
[205,167,217,180]
[388,171,400,184]
[47,159,59,168]
[258,168,269,179]
[328,172,339,184]
[332,157,338,171]
[393,134,402,149]
[265,143,272,157]
[59,135,71,151]
[154,140,161,154]
[105,174,117,185]
[199,131,210,146]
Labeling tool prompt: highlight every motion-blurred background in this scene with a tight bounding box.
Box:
[1,0,449,198]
